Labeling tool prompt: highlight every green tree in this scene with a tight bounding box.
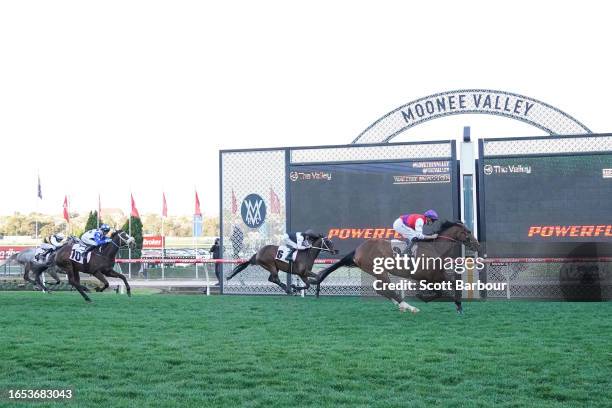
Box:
[121,216,143,258]
[84,211,99,232]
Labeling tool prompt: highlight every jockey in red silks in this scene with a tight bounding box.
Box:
[392,209,439,255]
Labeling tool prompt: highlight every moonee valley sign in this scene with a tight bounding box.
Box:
[353,89,591,144]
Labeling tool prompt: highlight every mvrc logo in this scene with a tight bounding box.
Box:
[241,193,267,228]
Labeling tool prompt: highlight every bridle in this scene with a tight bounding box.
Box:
[109,231,135,249]
[309,237,337,254]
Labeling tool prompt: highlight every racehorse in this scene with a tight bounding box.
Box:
[226,235,338,293]
[315,221,480,313]
[54,230,135,302]
[4,248,62,291]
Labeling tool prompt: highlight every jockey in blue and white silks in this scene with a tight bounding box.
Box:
[81,224,112,249]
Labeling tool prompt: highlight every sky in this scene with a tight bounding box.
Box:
[1,1,611,217]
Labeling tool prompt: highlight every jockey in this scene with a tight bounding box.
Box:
[34,233,67,262]
[392,210,439,256]
[282,229,317,260]
[81,224,112,250]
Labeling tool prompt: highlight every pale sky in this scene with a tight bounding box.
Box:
[1,1,610,217]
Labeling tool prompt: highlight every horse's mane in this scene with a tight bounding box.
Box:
[435,219,467,233]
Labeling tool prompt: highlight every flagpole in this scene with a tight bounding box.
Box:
[97,193,100,228]
[67,195,71,236]
[128,192,132,279]
[194,188,198,280]
[161,214,165,280]
[35,171,40,240]
[161,192,166,280]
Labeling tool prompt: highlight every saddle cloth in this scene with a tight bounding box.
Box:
[275,245,298,263]
[69,243,91,264]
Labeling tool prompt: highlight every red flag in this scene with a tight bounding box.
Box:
[63,196,70,223]
[231,190,238,214]
[162,193,168,217]
[194,191,202,217]
[131,194,140,218]
[270,188,280,214]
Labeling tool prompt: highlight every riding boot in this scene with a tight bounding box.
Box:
[287,248,296,261]
[403,239,416,257]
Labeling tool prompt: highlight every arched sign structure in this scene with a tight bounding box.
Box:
[353,89,591,144]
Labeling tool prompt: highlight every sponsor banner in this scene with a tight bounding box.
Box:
[481,154,612,257]
[528,225,612,238]
[290,160,456,255]
[0,245,31,260]
[142,236,165,249]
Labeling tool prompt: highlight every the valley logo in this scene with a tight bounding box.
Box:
[484,163,532,175]
[241,193,267,228]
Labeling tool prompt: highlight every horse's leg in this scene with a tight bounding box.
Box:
[64,265,92,302]
[372,270,419,314]
[291,274,310,293]
[48,268,62,285]
[103,269,131,297]
[305,271,319,285]
[92,271,110,292]
[23,266,38,287]
[268,272,288,293]
[72,271,90,293]
[452,272,463,314]
[33,267,51,293]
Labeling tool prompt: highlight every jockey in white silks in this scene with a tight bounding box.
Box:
[34,233,67,262]
[282,229,317,260]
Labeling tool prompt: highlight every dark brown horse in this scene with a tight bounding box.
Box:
[315,222,480,313]
[54,230,135,302]
[226,235,338,293]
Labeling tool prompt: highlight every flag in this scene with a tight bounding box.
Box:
[37,174,42,200]
[63,196,70,223]
[270,187,280,214]
[130,194,140,218]
[231,190,238,214]
[195,191,202,217]
[162,193,168,217]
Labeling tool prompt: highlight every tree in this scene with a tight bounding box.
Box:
[84,211,98,231]
[121,216,143,258]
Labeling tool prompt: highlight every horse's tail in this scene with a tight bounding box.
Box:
[3,252,20,266]
[317,250,356,286]
[226,254,256,281]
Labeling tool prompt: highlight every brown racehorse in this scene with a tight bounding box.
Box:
[55,230,135,302]
[315,222,480,313]
[226,235,338,293]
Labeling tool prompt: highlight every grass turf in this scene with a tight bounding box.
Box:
[0,292,611,407]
